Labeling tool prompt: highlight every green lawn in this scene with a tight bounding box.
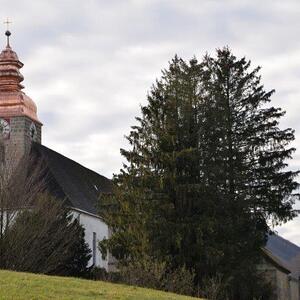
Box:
[0,270,200,300]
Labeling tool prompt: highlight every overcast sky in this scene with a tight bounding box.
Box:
[1,0,300,244]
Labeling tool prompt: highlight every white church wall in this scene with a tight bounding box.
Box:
[72,209,109,270]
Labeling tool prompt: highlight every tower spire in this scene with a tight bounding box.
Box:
[5,30,11,48]
[3,18,12,48]
[0,25,40,124]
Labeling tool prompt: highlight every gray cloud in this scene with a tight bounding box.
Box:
[1,0,300,244]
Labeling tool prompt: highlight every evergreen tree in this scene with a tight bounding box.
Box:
[196,48,299,297]
[100,49,299,298]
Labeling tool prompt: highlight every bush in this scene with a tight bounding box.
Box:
[88,267,121,282]
[199,270,274,300]
[200,273,229,300]
[119,257,166,289]
[164,265,195,296]
[118,256,195,296]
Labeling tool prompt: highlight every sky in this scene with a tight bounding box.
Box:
[1,0,300,244]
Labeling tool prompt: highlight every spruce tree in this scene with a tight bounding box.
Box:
[100,49,299,298]
[197,48,299,297]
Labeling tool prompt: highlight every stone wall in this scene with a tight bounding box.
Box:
[3,116,41,164]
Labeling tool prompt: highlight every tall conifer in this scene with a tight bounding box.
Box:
[100,49,299,297]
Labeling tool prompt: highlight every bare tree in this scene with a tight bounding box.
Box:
[0,141,46,267]
[4,193,91,276]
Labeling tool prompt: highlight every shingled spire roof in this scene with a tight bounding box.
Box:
[0,30,40,123]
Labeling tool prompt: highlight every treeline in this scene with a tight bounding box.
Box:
[98,48,299,299]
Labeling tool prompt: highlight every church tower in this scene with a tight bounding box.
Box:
[0,30,42,162]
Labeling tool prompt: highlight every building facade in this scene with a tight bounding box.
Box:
[0,30,112,269]
[258,235,300,300]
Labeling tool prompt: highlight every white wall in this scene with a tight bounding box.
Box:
[72,209,109,269]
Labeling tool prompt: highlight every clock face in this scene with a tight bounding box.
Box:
[0,118,10,139]
[29,122,37,141]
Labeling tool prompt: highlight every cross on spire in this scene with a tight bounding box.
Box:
[3,18,12,47]
[4,18,12,31]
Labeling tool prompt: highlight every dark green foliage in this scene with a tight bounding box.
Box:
[88,267,121,282]
[99,48,299,298]
[200,271,274,300]
[118,256,195,296]
[2,193,91,277]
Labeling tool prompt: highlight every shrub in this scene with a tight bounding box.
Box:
[88,267,121,282]
[164,265,195,296]
[118,256,195,296]
[119,257,166,289]
[200,273,229,300]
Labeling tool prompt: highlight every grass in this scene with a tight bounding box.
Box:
[0,269,201,300]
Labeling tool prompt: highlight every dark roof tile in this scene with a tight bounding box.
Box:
[265,234,300,279]
[32,143,113,215]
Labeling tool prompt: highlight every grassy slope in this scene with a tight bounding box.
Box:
[0,270,200,300]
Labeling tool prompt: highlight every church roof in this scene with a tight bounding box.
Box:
[32,143,113,216]
[261,247,291,274]
[265,234,300,279]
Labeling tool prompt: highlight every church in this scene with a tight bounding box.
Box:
[0,30,113,270]
[1,30,300,299]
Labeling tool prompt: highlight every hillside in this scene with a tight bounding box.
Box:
[0,270,200,300]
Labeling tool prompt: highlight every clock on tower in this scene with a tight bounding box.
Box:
[0,30,42,160]
[0,118,10,139]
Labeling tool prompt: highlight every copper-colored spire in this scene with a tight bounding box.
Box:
[0,30,24,92]
[0,30,41,123]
